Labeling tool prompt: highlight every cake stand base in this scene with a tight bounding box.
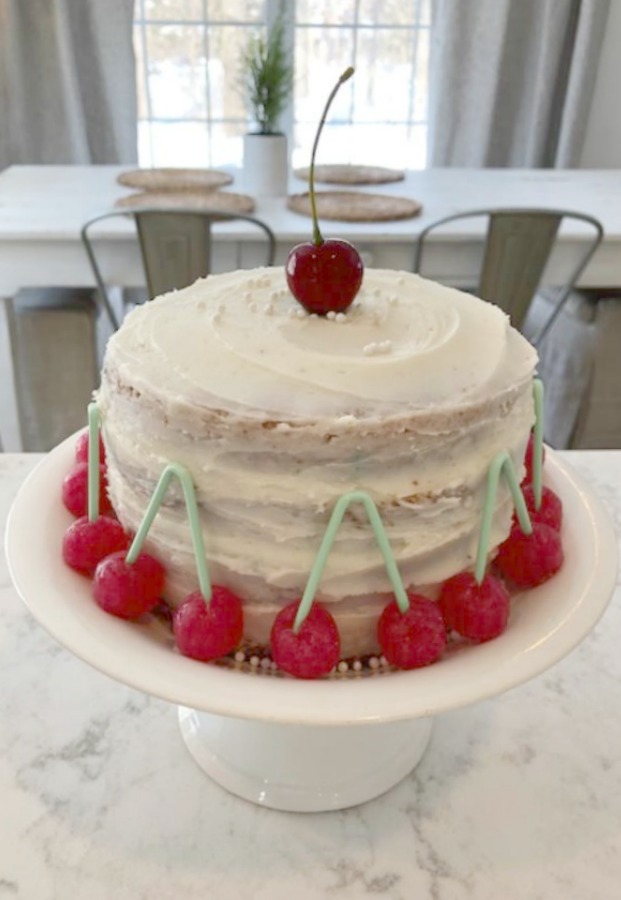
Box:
[178,707,433,812]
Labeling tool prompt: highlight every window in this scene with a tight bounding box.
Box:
[134,0,431,169]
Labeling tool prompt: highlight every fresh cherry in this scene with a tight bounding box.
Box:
[62,516,129,575]
[495,522,564,588]
[438,571,510,642]
[62,462,114,518]
[286,240,363,315]
[286,67,363,315]
[270,601,340,679]
[93,550,165,619]
[515,484,563,533]
[75,430,106,466]
[377,593,446,669]
[173,588,244,662]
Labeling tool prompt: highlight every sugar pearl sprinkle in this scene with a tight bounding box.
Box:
[221,644,393,678]
[363,339,393,357]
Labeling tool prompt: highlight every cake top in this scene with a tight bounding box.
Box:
[105,267,537,420]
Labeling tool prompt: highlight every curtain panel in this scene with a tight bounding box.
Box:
[428,0,611,167]
[0,0,137,166]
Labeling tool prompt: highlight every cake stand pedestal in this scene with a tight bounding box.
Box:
[5,438,618,813]
[178,707,432,811]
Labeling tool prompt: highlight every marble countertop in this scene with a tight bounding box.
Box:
[1,451,620,900]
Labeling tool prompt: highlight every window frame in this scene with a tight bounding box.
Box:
[133,0,430,169]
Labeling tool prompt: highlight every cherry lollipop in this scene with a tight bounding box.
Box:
[286,67,363,315]
[271,601,340,679]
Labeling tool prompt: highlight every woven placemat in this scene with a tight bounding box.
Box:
[287,191,422,222]
[117,168,233,191]
[115,190,256,214]
[294,164,405,185]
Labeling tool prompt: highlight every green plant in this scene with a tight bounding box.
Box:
[241,16,293,135]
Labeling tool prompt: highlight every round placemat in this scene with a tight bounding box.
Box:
[117,168,233,191]
[115,191,255,214]
[287,191,422,222]
[294,165,405,185]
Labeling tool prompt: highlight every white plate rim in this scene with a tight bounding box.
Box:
[5,436,618,725]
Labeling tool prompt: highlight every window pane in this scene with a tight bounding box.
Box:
[148,121,210,166]
[412,27,430,121]
[358,0,418,26]
[294,28,356,123]
[292,122,427,169]
[137,120,153,167]
[207,0,266,22]
[353,29,416,123]
[209,121,246,167]
[146,24,207,119]
[295,1,356,25]
[419,0,432,26]
[142,0,204,21]
[207,25,256,123]
[145,120,247,168]
[407,123,427,168]
[133,27,150,119]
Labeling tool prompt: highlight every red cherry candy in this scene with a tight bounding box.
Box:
[286,239,364,315]
[495,522,564,588]
[93,551,165,619]
[270,601,340,679]
[515,484,563,533]
[173,587,244,662]
[523,432,546,485]
[75,430,106,466]
[377,593,446,669]
[62,462,114,518]
[62,516,129,575]
[438,571,510,642]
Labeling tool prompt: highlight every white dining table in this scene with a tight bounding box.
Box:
[1,449,621,899]
[0,165,620,295]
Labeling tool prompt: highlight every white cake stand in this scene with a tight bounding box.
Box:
[5,438,618,812]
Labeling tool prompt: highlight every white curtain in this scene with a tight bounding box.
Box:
[0,0,137,166]
[428,0,611,167]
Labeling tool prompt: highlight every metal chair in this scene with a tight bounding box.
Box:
[413,208,603,346]
[81,208,277,329]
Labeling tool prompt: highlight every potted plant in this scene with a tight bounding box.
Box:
[240,13,293,197]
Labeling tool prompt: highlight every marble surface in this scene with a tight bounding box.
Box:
[1,451,620,900]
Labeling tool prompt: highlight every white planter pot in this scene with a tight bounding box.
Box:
[243,132,289,198]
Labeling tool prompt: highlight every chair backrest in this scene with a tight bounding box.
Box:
[413,208,603,344]
[81,207,277,329]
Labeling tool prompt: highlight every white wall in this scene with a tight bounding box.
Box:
[580,0,621,167]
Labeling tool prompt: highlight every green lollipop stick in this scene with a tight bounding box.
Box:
[125,462,212,601]
[293,489,409,634]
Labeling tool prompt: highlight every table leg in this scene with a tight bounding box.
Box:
[0,296,24,451]
[571,297,621,448]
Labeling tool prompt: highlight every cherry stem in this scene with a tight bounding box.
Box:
[309,66,354,246]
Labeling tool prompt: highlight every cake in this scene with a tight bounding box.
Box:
[95,266,538,659]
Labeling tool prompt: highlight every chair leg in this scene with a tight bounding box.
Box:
[5,288,99,451]
[570,298,621,449]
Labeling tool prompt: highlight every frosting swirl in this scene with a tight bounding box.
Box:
[110,268,536,419]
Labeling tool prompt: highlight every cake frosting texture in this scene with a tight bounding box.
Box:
[98,267,538,656]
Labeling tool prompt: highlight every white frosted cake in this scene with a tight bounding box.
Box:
[97,267,537,657]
